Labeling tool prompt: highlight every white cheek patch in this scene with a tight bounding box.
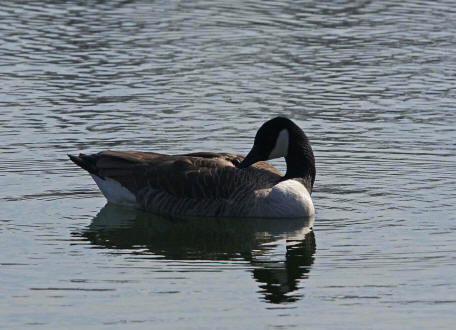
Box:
[268,129,289,159]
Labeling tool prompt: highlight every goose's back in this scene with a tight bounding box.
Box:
[76,150,282,216]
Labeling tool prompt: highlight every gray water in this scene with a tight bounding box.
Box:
[1,1,456,329]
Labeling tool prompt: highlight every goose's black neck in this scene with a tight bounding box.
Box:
[282,128,316,194]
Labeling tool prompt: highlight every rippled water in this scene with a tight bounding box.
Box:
[1,1,456,328]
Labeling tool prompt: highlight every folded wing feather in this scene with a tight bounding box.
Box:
[82,150,282,201]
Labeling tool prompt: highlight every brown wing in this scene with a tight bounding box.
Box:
[69,150,282,200]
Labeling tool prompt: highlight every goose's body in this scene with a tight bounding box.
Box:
[69,117,316,218]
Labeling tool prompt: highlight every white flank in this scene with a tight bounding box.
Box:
[268,129,289,160]
[255,179,314,218]
[91,174,137,206]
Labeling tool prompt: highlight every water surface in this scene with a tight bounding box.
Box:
[1,1,455,329]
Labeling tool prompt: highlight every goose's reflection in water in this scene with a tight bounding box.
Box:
[76,204,316,304]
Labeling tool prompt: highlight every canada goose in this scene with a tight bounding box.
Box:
[68,117,316,218]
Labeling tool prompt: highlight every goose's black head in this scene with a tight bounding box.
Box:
[238,117,316,191]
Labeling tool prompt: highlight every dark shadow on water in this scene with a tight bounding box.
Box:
[74,203,316,304]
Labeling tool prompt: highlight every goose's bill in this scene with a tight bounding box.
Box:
[238,145,262,169]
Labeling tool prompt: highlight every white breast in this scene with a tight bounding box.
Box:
[254,179,314,218]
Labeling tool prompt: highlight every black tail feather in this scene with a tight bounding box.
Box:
[68,154,100,176]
